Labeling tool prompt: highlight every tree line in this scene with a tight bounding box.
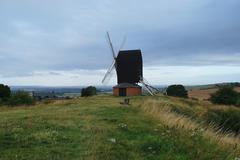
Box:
[0,84,34,106]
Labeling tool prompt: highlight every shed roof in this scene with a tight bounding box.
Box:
[113,83,141,88]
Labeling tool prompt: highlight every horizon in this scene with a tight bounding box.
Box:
[1,1,240,86]
[9,81,240,88]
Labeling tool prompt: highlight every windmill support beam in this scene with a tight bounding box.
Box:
[140,78,160,96]
[140,80,154,96]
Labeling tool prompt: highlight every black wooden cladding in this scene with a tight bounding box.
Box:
[116,50,143,84]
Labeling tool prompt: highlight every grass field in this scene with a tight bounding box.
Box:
[0,95,239,160]
[188,87,240,101]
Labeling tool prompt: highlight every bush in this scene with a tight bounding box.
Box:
[0,84,11,101]
[81,86,97,97]
[236,98,240,107]
[210,87,239,106]
[166,85,188,98]
[205,109,240,134]
[8,91,35,106]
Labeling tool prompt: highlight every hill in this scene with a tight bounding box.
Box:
[0,95,239,159]
[188,83,240,100]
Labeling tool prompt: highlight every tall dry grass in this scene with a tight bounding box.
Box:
[140,99,240,152]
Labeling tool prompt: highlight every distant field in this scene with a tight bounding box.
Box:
[0,95,239,159]
[188,87,240,101]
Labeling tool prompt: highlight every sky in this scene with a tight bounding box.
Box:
[0,0,240,86]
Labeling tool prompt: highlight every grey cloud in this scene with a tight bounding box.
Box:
[0,0,240,78]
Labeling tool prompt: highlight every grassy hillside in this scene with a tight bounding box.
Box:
[0,95,239,160]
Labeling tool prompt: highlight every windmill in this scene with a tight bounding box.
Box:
[102,32,159,96]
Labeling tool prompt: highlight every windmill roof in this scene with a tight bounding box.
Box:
[118,49,141,53]
[113,83,141,88]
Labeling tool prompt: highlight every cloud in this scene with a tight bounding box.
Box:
[0,0,239,85]
[1,66,240,86]
[144,65,240,85]
[0,70,106,86]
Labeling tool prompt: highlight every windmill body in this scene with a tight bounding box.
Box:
[116,50,143,84]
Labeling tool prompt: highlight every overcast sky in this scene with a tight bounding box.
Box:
[0,0,240,86]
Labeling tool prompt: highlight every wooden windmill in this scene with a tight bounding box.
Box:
[102,32,159,96]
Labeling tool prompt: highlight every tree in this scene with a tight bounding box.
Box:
[166,85,188,98]
[81,86,97,97]
[8,91,35,106]
[0,84,11,101]
[210,87,239,106]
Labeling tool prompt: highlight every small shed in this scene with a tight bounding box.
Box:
[113,83,142,97]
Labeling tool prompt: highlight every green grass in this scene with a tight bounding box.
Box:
[151,95,240,134]
[0,95,239,160]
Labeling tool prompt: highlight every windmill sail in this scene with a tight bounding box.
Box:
[102,32,127,84]
[106,32,116,59]
[102,60,116,84]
